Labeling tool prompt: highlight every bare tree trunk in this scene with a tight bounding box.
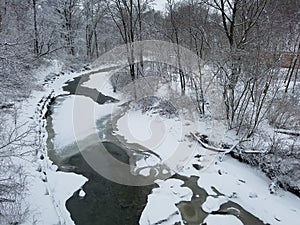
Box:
[137,0,143,78]
[285,55,298,93]
[32,0,39,55]
[94,29,99,58]
[285,42,299,92]
[168,0,185,93]
[109,0,136,80]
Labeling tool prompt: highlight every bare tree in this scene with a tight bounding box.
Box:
[108,0,150,80]
[54,0,80,55]
[32,0,39,56]
[176,1,211,113]
[83,0,107,59]
[0,110,34,224]
[165,0,186,93]
[108,0,136,80]
[202,0,275,133]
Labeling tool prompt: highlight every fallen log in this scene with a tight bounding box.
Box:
[274,129,300,136]
[243,149,268,153]
[0,197,15,203]
[190,132,267,158]
[190,132,242,155]
[190,132,227,152]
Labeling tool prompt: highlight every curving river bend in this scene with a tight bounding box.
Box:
[45,67,267,225]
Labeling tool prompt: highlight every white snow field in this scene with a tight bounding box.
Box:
[116,105,300,225]
[15,61,300,225]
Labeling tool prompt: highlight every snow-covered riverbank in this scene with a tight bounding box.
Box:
[114,88,300,224]
[16,60,91,224]
[13,60,300,225]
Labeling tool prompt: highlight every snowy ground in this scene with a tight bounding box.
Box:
[11,60,300,225]
[113,83,300,224]
[196,156,300,225]
[51,95,115,155]
[139,179,193,225]
[20,62,122,224]
[115,107,300,224]
[15,60,94,225]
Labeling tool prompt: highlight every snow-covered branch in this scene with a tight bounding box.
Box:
[190,132,240,154]
[274,129,300,136]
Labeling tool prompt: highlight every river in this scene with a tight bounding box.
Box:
[45,67,268,225]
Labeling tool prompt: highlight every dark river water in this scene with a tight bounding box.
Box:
[45,67,267,225]
[64,143,154,225]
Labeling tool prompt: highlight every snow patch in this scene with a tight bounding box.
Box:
[197,156,300,225]
[140,179,193,225]
[51,95,114,151]
[81,70,120,99]
[115,108,183,165]
[202,196,228,213]
[79,189,86,198]
[204,214,244,225]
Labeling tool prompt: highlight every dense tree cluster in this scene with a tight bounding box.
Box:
[2,0,296,135]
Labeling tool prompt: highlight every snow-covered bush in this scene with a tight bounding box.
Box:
[133,96,179,118]
[0,112,32,224]
[232,133,300,195]
[268,91,300,130]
